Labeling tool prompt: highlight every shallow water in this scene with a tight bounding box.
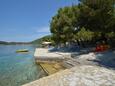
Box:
[0,45,45,86]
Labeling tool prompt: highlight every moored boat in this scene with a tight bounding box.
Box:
[16,49,29,53]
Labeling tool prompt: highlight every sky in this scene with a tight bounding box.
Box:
[0,0,78,42]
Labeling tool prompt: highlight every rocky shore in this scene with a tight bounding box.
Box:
[23,48,115,86]
[23,65,115,86]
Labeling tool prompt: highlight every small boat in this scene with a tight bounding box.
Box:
[16,49,29,53]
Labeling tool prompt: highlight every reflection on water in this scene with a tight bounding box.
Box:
[0,45,45,86]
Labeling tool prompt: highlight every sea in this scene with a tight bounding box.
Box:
[0,45,45,86]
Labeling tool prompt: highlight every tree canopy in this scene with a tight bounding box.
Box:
[78,0,115,32]
[50,0,115,47]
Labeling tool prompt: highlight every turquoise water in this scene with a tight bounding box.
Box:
[0,45,45,86]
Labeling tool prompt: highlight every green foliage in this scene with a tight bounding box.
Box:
[50,0,115,46]
[50,6,80,45]
[32,35,53,45]
[78,0,115,32]
[106,32,115,38]
[75,27,94,41]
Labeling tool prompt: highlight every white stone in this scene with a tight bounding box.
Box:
[23,65,115,86]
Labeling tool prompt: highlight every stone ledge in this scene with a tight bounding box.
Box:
[22,65,115,86]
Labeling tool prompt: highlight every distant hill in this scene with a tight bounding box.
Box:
[0,41,31,45]
[0,35,52,45]
[31,35,52,45]
[0,41,9,45]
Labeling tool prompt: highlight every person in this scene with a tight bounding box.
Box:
[95,41,110,52]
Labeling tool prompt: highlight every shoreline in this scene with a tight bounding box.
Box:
[34,48,70,75]
[23,48,115,86]
[23,65,115,86]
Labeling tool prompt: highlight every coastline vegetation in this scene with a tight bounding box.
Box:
[31,35,53,46]
[1,0,115,48]
[50,0,115,48]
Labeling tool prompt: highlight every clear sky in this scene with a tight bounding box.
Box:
[0,0,78,42]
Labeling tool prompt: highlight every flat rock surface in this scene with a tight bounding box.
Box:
[34,48,71,60]
[73,51,115,68]
[23,65,115,86]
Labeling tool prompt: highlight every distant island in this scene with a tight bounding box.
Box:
[0,41,31,45]
[0,35,52,45]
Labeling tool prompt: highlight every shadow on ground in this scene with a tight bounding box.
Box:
[49,47,115,69]
[94,51,115,69]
